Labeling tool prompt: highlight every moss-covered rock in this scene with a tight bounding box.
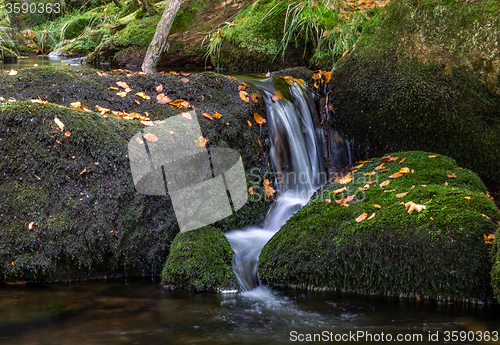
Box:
[259,151,500,302]
[0,45,19,62]
[0,66,271,282]
[329,0,500,187]
[161,227,238,291]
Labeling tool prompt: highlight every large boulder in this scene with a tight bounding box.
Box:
[0,67,272,282]
[329,0,500,189]
[259,151,500,302]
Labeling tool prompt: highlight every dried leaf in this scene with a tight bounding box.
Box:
[383,189,395,192]
[399,157,407,164]
[360,160,374,163]
[116,92,127,97]
[485,234,495,244]
[379,180,390,188]
[323,71,332,83]
[181,78,189,83]
[156,84,163,93]
[250,92,259,103]
[332,187,347,194]
[202,112,214,120]
[336,194,355,207]
[378,168,390,173]
[143,133,158,142]
[463,196,471,200]
[238,84,247,92]
[54,117,64,131]
[213,112,223,119]
[367,213,376,220]
[272,90,284,101]
[263,179,275,198]
[364,171,376,176]
[116,81,130,89]
[396,192,408,198]
[70,101,81,109]
[254,113,266,126]
[195,136,209,147]
[95,105,110,114]
[366,179,378,184]
[399,167,410,173]
[182,112,192,120]
[324,199,331,203]
[136,92,150,100]
[389,172,404,178]
[28,222,35,230]
[335,174,353,184]
[428,154,440,158]
[358,187,369,191]
[379,155,398,162]
[109,86,119,90]
[258,137,262,147]
[80,167,87,175]
[355,212,367,223]
[405,201,426,214]
[31,97,48,104]
[248,187,254,195]
[482,214,493,221]
[157,93,172,104]
[247,120,252,127]
[239,90,249,103]
[8,69,18,76]
[447,172,457,178]
[170,99,191,108]
[64,131,71,137]
[374,163,385,170]
[373,204,381,209]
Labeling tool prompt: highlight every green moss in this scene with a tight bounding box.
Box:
[0,67,270,282]
[112,14,160,50]
[160,227,238,291]
[259,151,499,301]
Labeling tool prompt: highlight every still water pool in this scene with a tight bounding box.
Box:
[0,281,498,344]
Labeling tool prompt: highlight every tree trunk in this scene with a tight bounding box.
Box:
[142,0,181,74]
[136,0,157,16]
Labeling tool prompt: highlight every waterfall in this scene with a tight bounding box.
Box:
[225,76,328,291]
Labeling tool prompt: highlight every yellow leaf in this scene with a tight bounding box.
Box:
[463,196,471,200]
[54,117,64,131]
[95,105,110,114]
[263,179,275,198]
[70,101,81,109]
[248,186,253,195]
[374,163,385,170]
[195,136,209,147]
[428,154,440,158]
[28,222,35,230]
[8,69,18,76]
[399,167,410,173]
[272,90,284,101]
[360,160,374,163]
[367,213,376,220]
[136,92,150,100]
[332,187,347,194]
[355,212,367,223]
[379,180,390,188]
[373,204,381,209]
[31,97,47,104]
[143,133,158,142]
[116,92,127,97]
[109,86,119,90]
[116,81,130,89]
[254,113,266,126]
[80,167,87,175]
[358,187,369,191]
[213,112,223,119]
[251,92,259,103]
[364,171,376,176]
[239,90,249,103]
[396,192,408,198]
[384,189,395,192]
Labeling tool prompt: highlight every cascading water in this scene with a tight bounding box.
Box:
[225,77,328,291]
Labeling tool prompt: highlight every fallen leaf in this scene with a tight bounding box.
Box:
[399,157,407,164]
[374,163,385,170]
[239,90,249,103]
[396,192,408,198]
[157,93,172,104]
[109,86,119,90]
[70,101,81,109]
[28,222,35,230]
[366,179,378,184]
[247,120,252,127]
[136,92,150,100]
[156,84,163,93]
[81,106,91,112]
[383,189,395,192]
[360,160,374,163]
[373,204,381,209]
[80,167,87,175]
[324,199,331,203]
[484,233,495,244]
[428,154,440,158]
[323,71,332,83]
[463,196,471,200]
[447,172,457,178]
[170,99,191,108]
[213,112,223,119]
[355,212,367,223]
[135,100,141,105]
[95,105,110,114]
[263,179,275,198]
[379,155,398,162]
[238,84,247,92]
[8,69,18,76]
[250,92,259,103]
[116,81,130,89]
[364,171,376,176]
[378,168,390,173]
[258,137,262,147]
[335,174,353,184]
[332,187,347,194]
[336,194,355,207]
[64,131,71,137]
[367,213,376,220]
[248,186,253,195]
[140,121,154,126]
[31,97,48,104]
[272,90,284,101]
[358,187,369,191]
[482,214,493,221]
[379,180,390,188]
[405,201,426,214]
[389,172,404,178]
[116,92,127,97]
[182,112,192,120]
[136,137,144,144]
[181,78,189,83]
[254,113,266,126]
[195,136,209,147]
[202,112,214,120]
[143,133,158,142]
[399,167,410,173]
[54,117,64,130]
[420,184,427,187]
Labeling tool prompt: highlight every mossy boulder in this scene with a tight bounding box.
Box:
[259,151,500,302]
[0,67,271,282]
[329,0,500,187]
[0,45,19,62]
[161,227,238,291]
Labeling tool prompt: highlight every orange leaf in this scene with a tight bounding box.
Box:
[263,179,275,198]
[31,97,48,104]
[364,171,376,176]
[335,174,353,184]
[116,92,127,97]
[247,120,252,127]
[399,157,407,164]
[28,221,35,230]
[367,213,376,220]
[379,180,390,188]
[202,112,214,120]
[463,196,471,200]
[378,168,390,173]
[323,71,332,83]
[238,84,247,92]
[250,92,259,103]
[272,90,284,101]
[358,187,369,191]
[70,101,81,109]
[355,212,367,223]
[389,172,404,178]
[366,179,378,184]
[143,133,158,142]
[360,160,374,163]
[373,204,381,209]
[332,187,347,194]
[136,92,150,100]
[157,93,172,104]
[374,163,385,170]
[396,192,408,198]
[109,86,119,90]
[399,167,410,173]
[254,113,266,126]
[239,90,249,103]
[181,78,189,83]
[384,189,396,193]
[213,112,223,119]
[447,172,457,178]
[156,84,163,93]
[428,154,440,158]
[195,136,209,147]
[482,214,493,222]
[380,155,398,162]
[324,199,331,203]
[64,131,71,137]
[136,137,144,144]
[248,187,254,195]
[80,167,87,175]
[170,99,191,108]
[116,81,130,89]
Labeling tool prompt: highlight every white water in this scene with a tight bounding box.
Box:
[225,78,327,291]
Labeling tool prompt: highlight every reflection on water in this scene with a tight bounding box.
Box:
[0,281,498,344]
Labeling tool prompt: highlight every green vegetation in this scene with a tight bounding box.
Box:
[259,151,499,301]
[161,227,238,291]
